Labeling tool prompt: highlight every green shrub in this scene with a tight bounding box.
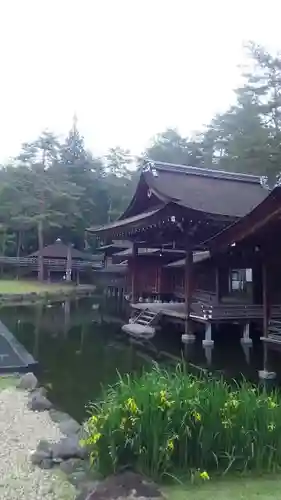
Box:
[82,365,281,479]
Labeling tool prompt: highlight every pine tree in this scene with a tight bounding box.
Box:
[59,117,109,244]
[242,42,281,181]
[203,88,270,174]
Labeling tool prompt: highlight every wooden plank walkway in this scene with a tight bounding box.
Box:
[131,301,281,324]
[0,320,36,372]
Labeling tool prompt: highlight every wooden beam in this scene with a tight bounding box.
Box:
[184,249,193,334]
[215,266,220,304]
[262,262,269,338]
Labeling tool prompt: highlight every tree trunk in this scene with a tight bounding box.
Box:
[1,231,6,277]
[37,221,44,281]
[16,230,22,279]
[16,230,21,258]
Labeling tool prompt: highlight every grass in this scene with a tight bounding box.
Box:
[0,279,75,294]
[165,476,281,499]
[0,375,18,390]
[82,364,281,479]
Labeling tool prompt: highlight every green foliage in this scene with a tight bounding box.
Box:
[147,128,204,167]
[82,365,281,480]
[0,124,135,256]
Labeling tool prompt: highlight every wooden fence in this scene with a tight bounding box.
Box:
[0,256,103,271]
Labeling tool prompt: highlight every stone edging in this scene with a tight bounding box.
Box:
[18,372,98,500]
[17,373,163,500]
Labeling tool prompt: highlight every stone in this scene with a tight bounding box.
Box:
[30,439,53,469]
[32,386,48,398]
[37,439,53,456]
[52,435,87,460]
[31,439,53,466]
[258,370,276,380]
[59,418,81,436]
[39,458,54,469]
[60,458,86,475]
[202,339,214,347]
[49,409,73,423]
[18,372,38,391]
[31,449,51,466]
[49,409,81,435]
[28,392,53,411]
[84,471,162,500]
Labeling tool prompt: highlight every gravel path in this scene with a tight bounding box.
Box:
[0,387,76,499]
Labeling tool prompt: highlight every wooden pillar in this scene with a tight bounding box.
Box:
[215,266,220,304]
[184,249,193,335]
[131,243,138,303]
[259,259,276,379]
[66,244,72,282]
[262,262,269,338]
[157,266,162,298]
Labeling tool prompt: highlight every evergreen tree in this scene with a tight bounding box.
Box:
[146,128,204,167]
[59,117,109,244]
[242,42,281,181]
[105,147,137,221]
[203,89,270,174]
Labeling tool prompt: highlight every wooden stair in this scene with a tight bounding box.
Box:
[261,319,281,344]
[268,320,281,341]
[133,309,158,327]
[122,309,159,339]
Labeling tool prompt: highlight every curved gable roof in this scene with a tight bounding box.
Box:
[121,161,268,220]
[142,162,268,217]
[88,161,269,237]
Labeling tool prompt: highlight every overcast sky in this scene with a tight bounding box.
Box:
[0,0,280,161]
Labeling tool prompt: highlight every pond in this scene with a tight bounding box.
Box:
[0,297,279,422]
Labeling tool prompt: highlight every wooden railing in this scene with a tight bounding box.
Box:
[0,256,102,271]
[199,303,281,321]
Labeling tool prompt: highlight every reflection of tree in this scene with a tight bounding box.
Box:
[63,299,71,339]
[76,323,86,356]
[240,341,252,365]
[203,346,213,367]
[33,302,44,358]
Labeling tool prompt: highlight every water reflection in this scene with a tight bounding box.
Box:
[203,346,213,367]
[0,298,148,422]
[0,297,279,422]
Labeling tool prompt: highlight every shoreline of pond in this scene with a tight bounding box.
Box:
[0,282,96,307]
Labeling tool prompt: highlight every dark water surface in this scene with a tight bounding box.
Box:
[0,297,279,422]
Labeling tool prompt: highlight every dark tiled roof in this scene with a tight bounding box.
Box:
[30,242,92,260]
[205,185,281,251]
[88,206,164,235]
[97,240,132,251]
[142,162,268,217]
[114,248,185,257]
[165,251,210,267]
[88,161,269,236]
